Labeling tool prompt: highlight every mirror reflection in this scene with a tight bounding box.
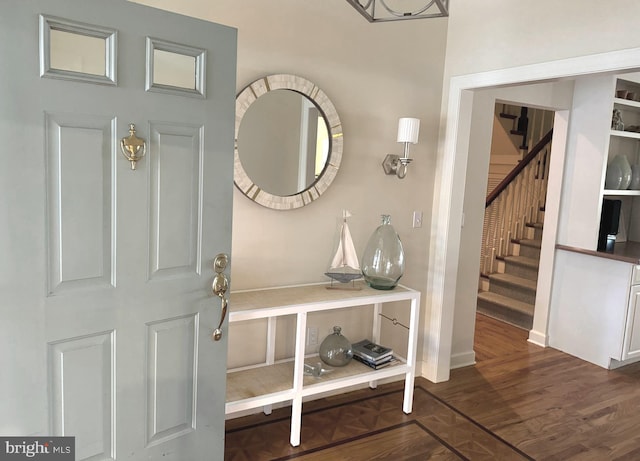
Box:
[50,29,106,76]
[234,74,343,210]
[153,49,197,90]
[237,89,329,196]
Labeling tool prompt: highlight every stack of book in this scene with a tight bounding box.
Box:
[352,339,395,369]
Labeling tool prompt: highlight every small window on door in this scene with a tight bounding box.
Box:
[145,38,206,98]
[39,15,117,85]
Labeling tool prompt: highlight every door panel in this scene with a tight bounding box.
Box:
[146,314,198,446]
[0,1,236,460]
[45,113,115,293]
[148,122,202,279]
[49,331,115,460]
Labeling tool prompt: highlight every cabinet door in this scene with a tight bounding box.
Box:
[623,285,640,360]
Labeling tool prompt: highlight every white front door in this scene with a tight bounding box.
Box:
[0,1,236,459]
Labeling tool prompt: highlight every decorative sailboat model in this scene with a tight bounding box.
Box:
[325,210,363,290]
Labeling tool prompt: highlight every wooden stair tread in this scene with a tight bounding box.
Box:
[512,238,542,249]
[502,255,539,269]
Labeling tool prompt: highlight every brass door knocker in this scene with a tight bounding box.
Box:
[120,123,146,170]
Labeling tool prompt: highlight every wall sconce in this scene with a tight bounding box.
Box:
[382,117,420,179]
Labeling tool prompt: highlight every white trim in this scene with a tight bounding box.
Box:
[529,109,570,348]
[424,47,640,383]
[528,330,547,348]
[449,351,475,370]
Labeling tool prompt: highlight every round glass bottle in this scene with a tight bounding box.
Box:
[319,326,353,367]
[361,214,405,290]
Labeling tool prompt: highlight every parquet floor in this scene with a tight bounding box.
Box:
[225,314,640,460]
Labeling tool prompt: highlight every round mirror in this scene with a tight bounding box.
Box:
[234,74,343,210]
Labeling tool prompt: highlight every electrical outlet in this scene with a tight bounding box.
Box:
[307,326,319,346]
[412,211,423,228]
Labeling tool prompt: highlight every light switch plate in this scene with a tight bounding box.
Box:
[412,211,423,228]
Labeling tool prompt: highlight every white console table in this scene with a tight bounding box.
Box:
[225,281,420,446]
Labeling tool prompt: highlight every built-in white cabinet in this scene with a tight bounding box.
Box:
[550,73,640,370]
[603,74,640,242]
[224,282,420,447]
[550,248,640,368]
[622,267,640,360]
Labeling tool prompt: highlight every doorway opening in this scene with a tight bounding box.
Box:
[425,48,640,384]
[477,103,555,332]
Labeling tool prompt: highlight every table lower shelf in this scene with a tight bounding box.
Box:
[226,355,409,415]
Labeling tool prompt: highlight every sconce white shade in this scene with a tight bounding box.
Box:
[397,117,420,144]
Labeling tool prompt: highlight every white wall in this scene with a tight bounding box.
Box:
[133,0,447,368]
[444,0,640,78]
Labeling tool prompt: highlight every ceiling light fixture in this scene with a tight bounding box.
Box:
[345,0,448,22]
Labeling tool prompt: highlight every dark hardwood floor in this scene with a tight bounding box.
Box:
[225,313,640,460]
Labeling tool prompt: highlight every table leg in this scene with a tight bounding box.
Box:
[290,311,307,446]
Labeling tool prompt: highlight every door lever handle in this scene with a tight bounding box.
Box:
[212,253,229,341]
[213,297,227,341]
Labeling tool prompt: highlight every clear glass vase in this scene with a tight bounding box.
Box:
[319,326,353,367]
[361,214,405,290]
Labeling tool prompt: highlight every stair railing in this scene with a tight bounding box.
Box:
[480,129,553,275]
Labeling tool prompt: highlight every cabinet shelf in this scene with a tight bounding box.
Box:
[603,189,640,196]
[610,129,640,140]
[226,354,408,414]
[603,76,640,253]
[614,97,640,109]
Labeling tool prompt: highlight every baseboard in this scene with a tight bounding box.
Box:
[449,350,476,369]
[418,359,451,383]
[418,352,476,377]
[609,356,640,369]
[527,329,547,347]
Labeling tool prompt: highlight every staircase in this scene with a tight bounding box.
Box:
[477,220,542,329]
[477,104,554,331]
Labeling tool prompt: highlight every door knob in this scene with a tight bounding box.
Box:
[212,253,229,341]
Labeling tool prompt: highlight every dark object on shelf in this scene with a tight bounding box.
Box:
[319,326,353,367]
[353,354,395,370]
[598,199,621,253]
[352,339,393,362]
